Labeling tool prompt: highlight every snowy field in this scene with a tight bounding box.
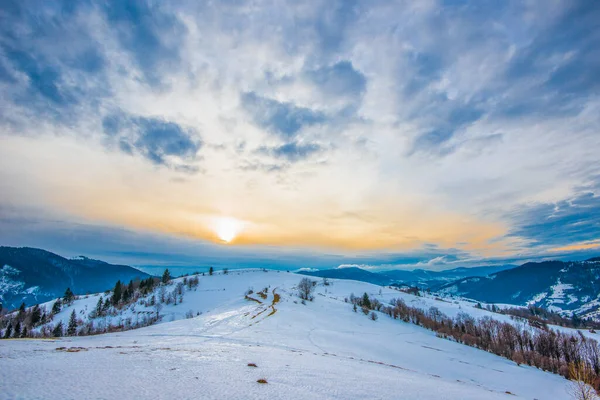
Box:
[0,270,575,399]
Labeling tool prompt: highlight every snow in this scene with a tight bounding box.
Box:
[25,286,40,294]
[527,291,548,305]
[0,264,24,299]
[0,271,574,399]
[549,282,574,301]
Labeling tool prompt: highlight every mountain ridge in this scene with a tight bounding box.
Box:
[437,259,600,318]
[0,246,150,310]
[298,264,517,287]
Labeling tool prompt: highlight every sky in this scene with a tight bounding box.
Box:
[0,0,599,272]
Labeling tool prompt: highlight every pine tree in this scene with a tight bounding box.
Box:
[353,303,358,312]
[13,321,21,338]
[162,269,171,284]
[17,302,26,323]
[95,297,104,317]
[20,326,28,338]
[102,297,111,313]
[31,304,42,326]
[112,280,122,306]
[209,267,214,276]
[122,287,131,303]
[128,280,134,296]
[3,323,12,339]
[63,288,75,304]
[362,293,371,309]
[67,310,77,336]
[52,299,62,314]
[52,321,63,337]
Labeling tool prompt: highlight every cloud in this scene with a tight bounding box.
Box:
[414,254,461,268]
[101,113,202,170]
[0,0,599,266]
[2,46,75,106]
[506,179,600,248]
[102,1,186,86]
[241,92,326,138]
[505,2,600,99]
[258,141,322,163]
[307,61,366,101]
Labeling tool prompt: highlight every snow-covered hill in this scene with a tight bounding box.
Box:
[0,270,580,399]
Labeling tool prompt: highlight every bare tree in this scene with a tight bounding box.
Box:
[569,362,599,400]
[298,278,315,301]
[153,302,163,320]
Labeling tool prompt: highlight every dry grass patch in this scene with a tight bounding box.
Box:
[245,295,262,304]
[247,363,258,367]
[273,292,281,305]
[56,347,87,353]
[257,378,268,384]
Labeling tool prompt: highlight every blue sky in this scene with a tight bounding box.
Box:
[0,0,599,271]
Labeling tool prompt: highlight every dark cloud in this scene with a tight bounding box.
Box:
[241,92,326,138]
[101,113,201,170]
[506,180,600,247]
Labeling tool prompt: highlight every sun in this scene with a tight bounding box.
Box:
[214,217,243,243]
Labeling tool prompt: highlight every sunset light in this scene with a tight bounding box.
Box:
[214,217,244,243]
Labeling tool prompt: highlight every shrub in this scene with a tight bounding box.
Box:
[298,278,315,301]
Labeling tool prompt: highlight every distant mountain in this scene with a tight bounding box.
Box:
[298,264,516,288]
[299,267,389,285]
[0,247,150,310]
[437,259,600,318]
[382,265,516,288]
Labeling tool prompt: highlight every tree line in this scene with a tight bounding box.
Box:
[348,292,600,393]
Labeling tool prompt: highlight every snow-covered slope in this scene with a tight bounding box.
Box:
[0,270,576,399]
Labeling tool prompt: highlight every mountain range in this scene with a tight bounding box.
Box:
[298,264,516,288]
[3,245,600,320]
[300,259,600,319]
[437,259,600,318]
[0,246,150,310]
